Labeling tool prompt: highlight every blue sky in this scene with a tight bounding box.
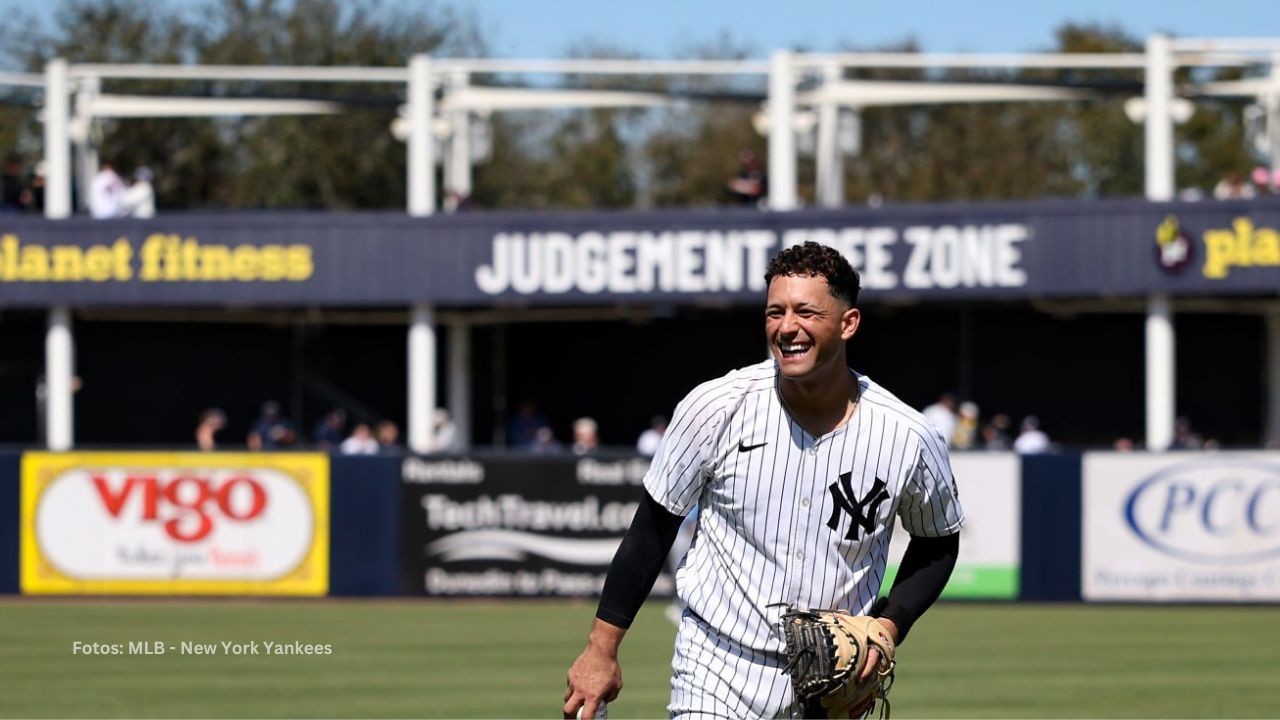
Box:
[454,0,1278,57]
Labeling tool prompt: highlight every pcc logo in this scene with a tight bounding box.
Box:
[1123,459,1280,563]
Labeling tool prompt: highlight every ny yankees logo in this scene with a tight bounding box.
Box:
[826,473,890,540]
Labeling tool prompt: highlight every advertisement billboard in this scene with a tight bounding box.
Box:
[400,454,672,598]
[1082,452,1280,601]
[884,453,1021,599]
[21,452,328,596]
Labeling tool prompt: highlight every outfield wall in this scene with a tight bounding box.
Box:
[1,450,1277,602]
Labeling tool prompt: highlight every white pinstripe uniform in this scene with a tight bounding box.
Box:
[645,359,965,719]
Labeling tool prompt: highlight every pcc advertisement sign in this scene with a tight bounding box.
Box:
[1082,452,1280,601]
[21,452,329,596]
[884,453,1020,599]
[400,454,674,598]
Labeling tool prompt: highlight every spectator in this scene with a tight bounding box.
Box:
[121,166,155,218]
[1170,416,1204,450]
[507,401,548,449]
[88,162,125,219]
[1213,172,1256,200]
[1252,166,1279,195]
[431,409,459,453]
[375,420,401,452]
[1,154,23,211]
[572,417,600,456]
[340,423,379,455]
[530,425,563,454]
[952,402,980,450]
[195,408,227,451]
[20,161,45,213]
[312,408,347,451]
[922,393,958,447]
[981,413,1013,451]
[1113,437,1136,452]
[1013,415,1051,454]
[726,148,766,206]
[636,414,667,456]
[247,400,297,450]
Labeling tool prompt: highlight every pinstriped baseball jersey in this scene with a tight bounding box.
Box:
[645,359,965,663]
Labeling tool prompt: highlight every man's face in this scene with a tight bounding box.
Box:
[765,274,859,381]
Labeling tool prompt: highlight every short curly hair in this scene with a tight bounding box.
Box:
[764,241,861,307]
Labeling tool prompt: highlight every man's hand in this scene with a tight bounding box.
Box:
[858,616,900,683]
[563,619,625,719]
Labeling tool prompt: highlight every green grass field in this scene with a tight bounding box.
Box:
[1,600,1278,718]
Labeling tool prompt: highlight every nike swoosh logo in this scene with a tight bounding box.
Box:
[738,440,768,452]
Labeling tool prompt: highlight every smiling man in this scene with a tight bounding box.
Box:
[564,241,965,719]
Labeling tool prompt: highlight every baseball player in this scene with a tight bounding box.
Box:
[563,242,964,719]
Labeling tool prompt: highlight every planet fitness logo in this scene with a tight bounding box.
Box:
[1154,215,1193,274]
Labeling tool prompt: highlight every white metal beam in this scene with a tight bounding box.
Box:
[0,71,44,87]
[1145,294,1176,450]
[439,86,674,112]
[74,77,100,213]
[798,80,1091,107]
[88,94,343,118]
[42,59,72,220]
[444,69,472,203]
[1186,77,1276,97]
[447,321,472,450]
[433,58,769,75]
[815,61,843,208]
[799,52,1147,69]
[1145,34,1176,202]
[71,64,407,83]
[46,306,74,451]
[408,304,436,454]
[407,54,435,217]
[768,50,797,211]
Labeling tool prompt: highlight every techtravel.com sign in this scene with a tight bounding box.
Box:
[474,224,1030,296]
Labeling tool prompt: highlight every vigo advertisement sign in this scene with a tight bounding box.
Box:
[401,455,672,598]
[884,453,1020,599]
[1083,453,1280,601]
[21,452,329,595]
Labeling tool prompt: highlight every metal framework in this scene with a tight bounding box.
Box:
[4,37,1280,452]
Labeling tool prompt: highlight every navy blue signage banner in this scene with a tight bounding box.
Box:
[399,453,674,598]
[1,197,1278,306]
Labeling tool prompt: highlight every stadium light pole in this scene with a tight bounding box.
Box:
[408,54,436,216]
[46,307,74,450]
[42,58,72,220]
[1144,34,1177,451]
[768,50,798,211]
[409,304,437,454]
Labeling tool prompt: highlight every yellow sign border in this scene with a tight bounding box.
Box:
[21,452,329,596]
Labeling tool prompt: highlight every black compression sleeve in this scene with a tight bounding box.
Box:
[595,490,686,629]
[870,532,959,643]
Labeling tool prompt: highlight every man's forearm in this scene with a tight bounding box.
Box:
[595,491,685,628]
[872,532,959,642]
[585,617,628,656]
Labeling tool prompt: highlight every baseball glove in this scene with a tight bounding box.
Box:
[778,608,896,719]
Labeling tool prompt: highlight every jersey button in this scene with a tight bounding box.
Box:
[800,497,810,508]
[794,550,804,559]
